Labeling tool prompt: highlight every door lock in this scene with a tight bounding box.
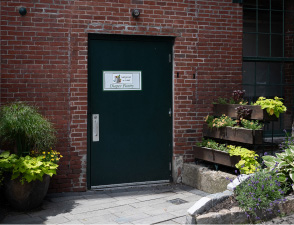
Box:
[169,108,172,117]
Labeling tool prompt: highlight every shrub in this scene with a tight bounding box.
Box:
[0,102,57,156]
[235,170,288,220]
[263,144,294,190]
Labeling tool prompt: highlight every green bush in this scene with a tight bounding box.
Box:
[235,170,288,221]
[0,102,56,156]
[263,145,294,190]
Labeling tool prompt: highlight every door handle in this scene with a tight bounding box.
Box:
[92,114,99,142]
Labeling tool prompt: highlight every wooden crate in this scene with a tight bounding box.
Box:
[212,104,278,121]
[202,124,263,145]
[193,146,241,167]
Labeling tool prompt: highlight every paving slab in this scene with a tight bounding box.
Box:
[1,184,209,224]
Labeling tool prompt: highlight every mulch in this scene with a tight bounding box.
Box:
[206,195,239,213]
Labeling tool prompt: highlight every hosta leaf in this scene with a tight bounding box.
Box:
[277,174,287,182]
[263,155,277,162]
[289,172,294,182]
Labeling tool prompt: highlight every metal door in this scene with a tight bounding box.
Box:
[88,34,173,188]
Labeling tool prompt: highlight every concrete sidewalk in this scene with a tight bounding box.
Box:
[1,184,209,224]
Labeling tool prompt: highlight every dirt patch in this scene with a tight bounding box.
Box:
[207,195,239,213]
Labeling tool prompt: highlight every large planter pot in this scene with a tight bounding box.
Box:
[193,146,241,167]
[4,175,50,211]
[0,186,5,222]
[203,124,263,144]
[212,104,278,121]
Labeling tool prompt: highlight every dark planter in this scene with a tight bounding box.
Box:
[0,186,5,222]
[203,124,263,144]
[4,175,50,211]
[212,104,278,121]
[193,146,241,167]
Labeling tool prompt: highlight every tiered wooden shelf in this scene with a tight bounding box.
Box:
[194,104,278,168]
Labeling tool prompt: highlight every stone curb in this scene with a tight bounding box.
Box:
[185,190,233,224]
[193,195,294,224]
[186,174,294,225]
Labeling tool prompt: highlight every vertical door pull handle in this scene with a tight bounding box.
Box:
[93,114,99,142]
[169,108,172,117]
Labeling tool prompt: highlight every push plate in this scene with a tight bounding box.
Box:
[92,114,99,142]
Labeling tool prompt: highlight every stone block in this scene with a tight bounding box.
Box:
[187,197,212,216]
[185,214,196,225]
[227,174,250,191]
[182,163,236,194]
[230,207,248,224]
[196,211,231,224]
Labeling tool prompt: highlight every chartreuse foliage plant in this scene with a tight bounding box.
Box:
[0,151,59,185]
[196,139,260,175]
[235,170,288,221]
[254,96,287,118]
[0,102,57,156]
[228,145,260,174]
[263,145,294,190]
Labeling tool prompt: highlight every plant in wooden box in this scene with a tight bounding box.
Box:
[254,96,287,118]
[213,90,286,121]
[0,102,61,210]
[203,115,263,144]
[194,138,259,174]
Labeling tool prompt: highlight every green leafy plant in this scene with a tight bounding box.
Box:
[235,170,288,220]
[0,151,59,185]
[240,119,263,130]
[210,114,237,128]
[196,138,229,152]
[204,115,214,127]
[212,90,248,105]
[263,145,294,190]
[254,96,287,118]
[212,97,229,105]
[228,145,260,174]
[0,102,57,156]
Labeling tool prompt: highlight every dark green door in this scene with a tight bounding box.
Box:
[88,34,173,187]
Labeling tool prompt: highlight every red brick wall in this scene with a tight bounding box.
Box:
[0,0,243,192]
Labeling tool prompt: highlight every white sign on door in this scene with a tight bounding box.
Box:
[103,71,142,91]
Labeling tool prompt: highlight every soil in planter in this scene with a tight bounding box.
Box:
[207,195,239,213]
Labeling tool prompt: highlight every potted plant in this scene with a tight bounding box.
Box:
[194,138,260,174]
[194,138,241,167]
[212,91,286,121]
[203,115,264,144]
[0,102,61,210]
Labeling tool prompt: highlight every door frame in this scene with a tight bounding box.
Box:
[87,33,174,189]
